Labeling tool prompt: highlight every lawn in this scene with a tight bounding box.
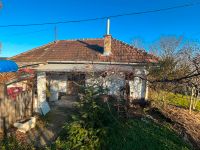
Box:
[149,90,200,111]
[0,117,193,150]
[52,117,192,150]
[105,118,191,150]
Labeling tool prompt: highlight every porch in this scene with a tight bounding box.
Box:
[36,63,149,113]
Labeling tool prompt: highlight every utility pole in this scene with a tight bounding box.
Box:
[0,0,2,9]
[54,26,57,42]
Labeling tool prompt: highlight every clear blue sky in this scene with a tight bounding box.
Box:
[0,0,200,57]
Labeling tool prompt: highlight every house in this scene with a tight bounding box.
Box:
[10,20,158,113]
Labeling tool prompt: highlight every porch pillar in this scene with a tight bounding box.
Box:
[145,81,149,100]
[129,68,147,101]
[36,72,46,112]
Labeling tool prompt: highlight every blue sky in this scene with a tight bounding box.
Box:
[0,0,200,57]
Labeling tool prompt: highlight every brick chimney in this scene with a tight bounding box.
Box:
[103,19,112,56]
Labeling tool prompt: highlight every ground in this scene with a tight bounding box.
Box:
[16,96,77,147]
[1,96,199,149]
[161,105,200,149]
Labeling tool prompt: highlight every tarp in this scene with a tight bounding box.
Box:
[0,60,18,72]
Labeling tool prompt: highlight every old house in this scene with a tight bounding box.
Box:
[10,20,158,113]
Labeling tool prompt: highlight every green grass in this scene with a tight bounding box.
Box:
[106,118,191,150]
[149,90,200,111]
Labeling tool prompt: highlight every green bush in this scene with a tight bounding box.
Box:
[0,136,34,150]
[51,86,192,150]
[53,85,117,150]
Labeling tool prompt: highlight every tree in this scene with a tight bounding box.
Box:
[0,0,2,9]
[145,36,200,112]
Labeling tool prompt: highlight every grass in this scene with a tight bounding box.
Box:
[106,118,191,150]
[0,118,192,150]
[149,90,200,111]
[52,118,192,150]
[0,137,34,150]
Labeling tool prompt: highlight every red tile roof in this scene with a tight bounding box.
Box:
[10,38,158,63]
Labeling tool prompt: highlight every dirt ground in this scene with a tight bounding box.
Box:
[0,96,78,148]
[159,105,200,149]
[30,96,77,147]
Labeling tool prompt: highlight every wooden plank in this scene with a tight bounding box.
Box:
[0,90,34,131]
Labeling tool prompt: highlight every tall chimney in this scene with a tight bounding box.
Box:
[106,19,110,35]
[103,19,112,56]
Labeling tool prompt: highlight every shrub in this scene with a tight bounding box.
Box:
[0,136,34,150]
[54,85,118,150]
[52,85,192,150]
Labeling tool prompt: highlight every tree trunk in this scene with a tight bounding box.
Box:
[193,90,199,110]
[189,95,193,114]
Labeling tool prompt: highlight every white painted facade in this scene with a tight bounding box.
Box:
[129,68,147,100]
[36,66,149,114]
[49,75,67,101]
[85,74,125,96]
[50,79,67,100]
[36,72,47,113]
[81,68,148,99]
[104,75,125,95]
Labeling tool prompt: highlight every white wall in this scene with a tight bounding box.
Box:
[104,75,125,95]
[129,68,147,100]
[86,73,125,96]
[50,79,67,101]
[36,72,46,112]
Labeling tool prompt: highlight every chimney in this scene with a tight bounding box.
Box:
[103,19,112,56]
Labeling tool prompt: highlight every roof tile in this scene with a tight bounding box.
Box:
[10,38,158,63]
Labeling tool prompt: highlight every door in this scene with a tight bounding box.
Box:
[67,81,78,95]
[67,74,85,95]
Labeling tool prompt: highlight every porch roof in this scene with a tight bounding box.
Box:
[36,63,136,72]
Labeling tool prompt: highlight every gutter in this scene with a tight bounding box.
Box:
[19,62,45,68]
[47,61,157,66]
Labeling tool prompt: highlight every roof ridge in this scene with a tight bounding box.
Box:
[9,41,56,60]
[112,38,146,54]
[59,38,103,41]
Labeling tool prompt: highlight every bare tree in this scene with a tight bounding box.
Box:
[146,36,200,112]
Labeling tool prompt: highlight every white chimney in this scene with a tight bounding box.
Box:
[103,19,112,56]
[106,18,110,35]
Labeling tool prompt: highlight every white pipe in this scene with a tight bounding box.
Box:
[106,19,110,35]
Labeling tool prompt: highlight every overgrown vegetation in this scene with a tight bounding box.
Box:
[47,85,192,150]
[106,119,191,150]
[50,85,116,150]
[149,90,200,111]
[0,136,34,150]
[147,36,200,112]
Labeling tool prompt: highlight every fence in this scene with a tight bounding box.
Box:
[0,90,34,132]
